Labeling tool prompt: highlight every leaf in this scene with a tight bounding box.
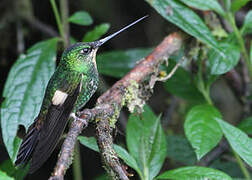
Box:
[68,11,93,26]
[113,144,141,176]
[184,105,223,160]
[70,36,77,44]
[210,159,244,178]
[1,38,58,161]
[231,0,250,13]
[0,159,29,180]
[241,10,252,35]
[97,48,152,78]
[251,41,252,64]
[208,42,240,75]
[157,166,232,180]
[83,23,110,42]
[78,136,99,152]
[0,171,14,180]
[215,118,252,166]
[178,0,225,16]
[94,174,110,180]
[126,106,167,179]
[238,117,252,135]
[166,135,196,165]
[78,136,141,175]
[145,0,225,57]
[164,61,204,102]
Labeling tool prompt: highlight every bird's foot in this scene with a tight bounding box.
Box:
[70,113,88,127]
[76,109,93,120]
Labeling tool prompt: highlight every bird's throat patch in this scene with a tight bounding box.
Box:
[92,49,98,69]
[52,90,68,106]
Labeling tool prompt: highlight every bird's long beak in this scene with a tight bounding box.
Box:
[92,15,148,49]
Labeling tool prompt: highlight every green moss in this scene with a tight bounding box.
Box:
[107,80,148,127]
[123,80,145,113]
[109,103,120,128]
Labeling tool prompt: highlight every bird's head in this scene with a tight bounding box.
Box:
[60,15,148,74]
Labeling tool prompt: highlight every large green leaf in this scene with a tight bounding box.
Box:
[78,136,141,175]
[164,61,204,102]
[68,11,93,26]
[97,48,152,78]
[157,166,232,180]
[145,0,225,56]
[83,23,110,42]
[238,116,252,135]
[241,10,252,35]
[184,105,223,160]
[0,171,14,180]
[178,0,225,16]
[208,42,240,75]
[231,0,250,13]
[1,38,58,161]
[126,106,167,180]
[216,118,252,167]
[166,135,196,165]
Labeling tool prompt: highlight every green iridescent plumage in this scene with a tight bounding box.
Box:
[14,15,148,173]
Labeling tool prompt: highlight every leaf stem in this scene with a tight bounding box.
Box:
[50,0,64,42]
[232,150,251,180]
[73,142,83,180]
[226,12,252,80]
[197,59,213,105]
[143,165,149,180]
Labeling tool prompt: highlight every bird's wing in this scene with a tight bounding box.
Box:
[15,118,40,167]
[28,82,81,173]
[15,79,81,173]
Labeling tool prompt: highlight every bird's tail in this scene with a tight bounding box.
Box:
[15,118,40,167]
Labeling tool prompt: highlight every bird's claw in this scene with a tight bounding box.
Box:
[70,113,88,127]
[76,109,92,120]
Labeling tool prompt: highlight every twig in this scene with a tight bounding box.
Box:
[49,109,95,180]
[162,96,179,131]
[49,33,183,180]
[16,20,25,54]
[241,58,251,116]
[225,69,243,97]
[198,139,229,166]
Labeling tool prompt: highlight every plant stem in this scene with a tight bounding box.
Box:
[226,12,252,80]
[233,150,251,180]
[73,142,83,180]
[197,59,213,105]
[202,84,213,105]
[50,0,64,41]
[59,0,70,47]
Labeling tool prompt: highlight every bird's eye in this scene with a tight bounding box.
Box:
[80,48,91,55]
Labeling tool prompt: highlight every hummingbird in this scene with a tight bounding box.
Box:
[15,15,148,173]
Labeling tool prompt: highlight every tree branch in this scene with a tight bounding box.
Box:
[49,32,183,180]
